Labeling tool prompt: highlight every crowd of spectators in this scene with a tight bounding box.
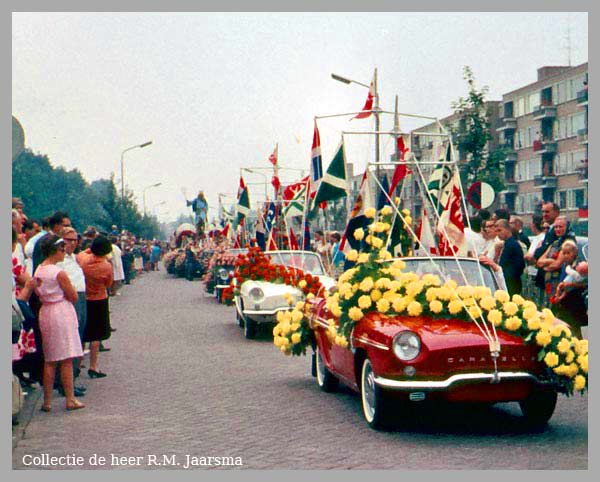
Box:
[11,197,164,417]
[465,202,588,337]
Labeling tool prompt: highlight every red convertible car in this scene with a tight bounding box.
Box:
[309,257,560,430]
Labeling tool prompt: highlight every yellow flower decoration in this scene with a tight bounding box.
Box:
[444,279,458,291]
[332,305,342,318]
[565,350,575,364]
[551,324,571,339]
[403,216,413,225]
[557,338,572,354]
[487,309,502,326]
[378,249,392,261]
[392,260,406,271]
[436,286,451,301]
[371,237,384,249]
[365,207,376,218]
[575,339,588,356]
[358,295,372,310]
[357,253,370,264]
[526,316,541,331]
[422,274,441,286]
[574,375,586,391]
[505,316,522,331]
[469,305,483,319]
[479,296,496,311]
[577,354,588,373]
[359,277,374,292]
[370,289,383,302]
[407,301,423,317]
[291,333,301,344]
[375,277,391,290]
[376,298,390,313]
[544,351,559,368]
[426,288,438,302]
[290,322,300,332]
[494,290,510,303]
[429,300,444,314]
[295,301,306,311]
[335,335,349,348]
[291,310,303,324]
[381,206,393,216]
[522,300,537,311]
[345,250,358,262]
[392,297,407,313]
[273,325,281,337]
[448,300,463,315]
[535,329,552,347]
[298,279,307,289]
[457,286,475,299]
[406,281,424,298]
[541,308,555,323]
[522,307,537,321]
[402,208,410,216]
[348,307,364,321]
[502,301,519,316]
[383,290,397,302]
[511,294,525,305]
[353,228,365,240]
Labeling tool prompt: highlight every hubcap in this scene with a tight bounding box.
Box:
[362,360,376,423]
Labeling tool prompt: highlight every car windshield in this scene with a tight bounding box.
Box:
[400,258,498,290]
[265,252,325,276]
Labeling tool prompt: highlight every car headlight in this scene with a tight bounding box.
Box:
[248,287,265,303]
[392,331,421,361]
[218,268,229,281]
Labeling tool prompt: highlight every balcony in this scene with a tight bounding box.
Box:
[578,128,588,144]
[577,89,588,106]
[533,175,558,189]
[532,104,557,121]
[503,182,519,194]
[533,140,557,155]
[496,117,517,132]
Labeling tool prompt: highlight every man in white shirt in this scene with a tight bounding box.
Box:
[109,237,125,296]
[464,216,485,257]
[523,214,546,305]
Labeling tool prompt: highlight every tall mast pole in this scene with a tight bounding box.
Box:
[374,67,381,180]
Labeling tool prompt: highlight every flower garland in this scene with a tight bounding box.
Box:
[272,207,588,395]
[203,246,239,294]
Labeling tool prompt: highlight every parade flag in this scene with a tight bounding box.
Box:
[312,139,348,210]
[436,170,468,256]
[269,144,278,166]
[376,175,391,210]
[220,223,230,238]
[389,135,410,195]
[271,175,281,193]
[283,176,309,218]
[288,226,299,250]
[338,171,374,253]
[309,122,323,199]
[416,209,438,256]
[427,143,454,216]
[236,177,250,226]
[352,75,375,120]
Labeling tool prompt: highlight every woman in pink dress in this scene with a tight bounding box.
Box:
[34,235,84,412]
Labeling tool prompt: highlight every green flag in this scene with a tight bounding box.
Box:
[236,186,250,226]
[311,140,348,210]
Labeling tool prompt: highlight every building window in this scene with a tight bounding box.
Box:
[516,97,525,117]
[528,92,540,113]
[556,191,568,210]
[571,188,587,208]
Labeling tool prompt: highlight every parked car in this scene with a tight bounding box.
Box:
[309,257,562,430]
[235,250,336,339]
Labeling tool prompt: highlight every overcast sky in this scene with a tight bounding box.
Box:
[12,12,588,223]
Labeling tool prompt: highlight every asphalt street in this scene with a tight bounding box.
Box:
[12,268,588,470]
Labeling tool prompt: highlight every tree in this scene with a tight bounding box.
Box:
[451,66,504,192]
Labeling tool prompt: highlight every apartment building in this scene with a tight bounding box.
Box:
[497,63,588,227]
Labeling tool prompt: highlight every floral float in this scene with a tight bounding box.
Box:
[272,206,588,395]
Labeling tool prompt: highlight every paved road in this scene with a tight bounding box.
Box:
[13,269,588,470]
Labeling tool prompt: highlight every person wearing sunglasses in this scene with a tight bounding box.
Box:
[33,235,85,412]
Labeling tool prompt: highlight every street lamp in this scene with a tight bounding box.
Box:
[142,182,162,216]
[331,69,380,178]
[120,140,153,201]
[152,201,166,216]
[242,167,269,199]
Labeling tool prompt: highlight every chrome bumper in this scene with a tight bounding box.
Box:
[215,284,230,289]
[374,372,544,390]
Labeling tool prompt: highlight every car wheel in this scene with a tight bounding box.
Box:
[315,346,337,392]
[361,358,390,430]
[519,388,558,428]
[244,318,257,339]
[235,298,244,327]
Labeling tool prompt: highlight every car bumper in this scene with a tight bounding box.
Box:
[242,306,290,323]
[374,371,545,390]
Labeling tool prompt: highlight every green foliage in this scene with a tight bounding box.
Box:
[451,66,494,186]
[12,149,162,239]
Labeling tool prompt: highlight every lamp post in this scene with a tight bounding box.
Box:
[242,167,269,199]
[142,182,162,216]
[152,201,166,216]
[331,69,380,178]
[120,140,153,203]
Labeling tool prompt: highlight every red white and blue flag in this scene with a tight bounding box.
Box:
[309,122,323,200]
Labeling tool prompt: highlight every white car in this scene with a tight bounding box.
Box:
[235,250,336,339]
